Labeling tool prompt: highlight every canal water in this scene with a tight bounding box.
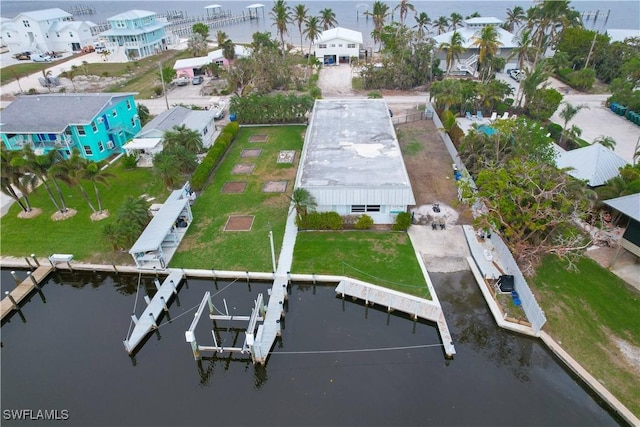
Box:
[0,269,624,426]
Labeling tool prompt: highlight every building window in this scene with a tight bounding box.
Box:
[112,110,117,118]
[126,99,132,110]
[97,141,104,152]
[77,126,86,136]
[56,32,60,38]
[203,126,208,135]
[347,43,356,48]
[338,44,343,47]
[22,20,30,28]
[130,118,137,127]
[83,145,92,155]
[351,205,381,213]
[6,32,11,38]
[91,122,98,133]
[330,44,336,47]
[318,43,327,49]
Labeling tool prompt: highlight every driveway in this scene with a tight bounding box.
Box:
[317,64,357,97]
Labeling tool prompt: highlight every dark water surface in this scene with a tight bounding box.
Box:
[0,269,623,426]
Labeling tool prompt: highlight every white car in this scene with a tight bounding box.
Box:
[174,76,189,86]
[508,69,524,82]
[32,54,52,62]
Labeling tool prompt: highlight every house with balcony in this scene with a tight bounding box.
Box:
[98,10,167,60]
[0,93,140,162]
[432,17,518,76]
[313,27,363,65]
[0,8,96,54]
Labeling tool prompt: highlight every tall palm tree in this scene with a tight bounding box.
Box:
[163,124,203,154]
[434,16,449,35]
[449,13,463,31]
[153,152,181,190]
[439,31,465,75]
[319,8,338,31]
[429,78,462,111]
[81,161,114,215]
[471,24,503,82]
[303,16,322,66]
[222,39,235,69]
[187,33,208,57]
[509,29,536,70]
[517,62,548,108]
[270,0,291,58]
[558,102,589,146]
[0,147,31,213]
[216,30,228,46]
[52,151,97,214]
[394,0,415,25]
[368,1,390,51]
[593,136,617,150]
[413,12,431,39]
[288,187,317,220]
[503,6,525,33]
[293,4,308,53]
[21,145,67,214]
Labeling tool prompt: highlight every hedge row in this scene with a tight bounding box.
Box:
[190,122,239,192]
[297,212,410,231]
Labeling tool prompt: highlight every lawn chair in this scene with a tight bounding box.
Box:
[501,112,509,120]
[477,111,484,121]
[465,111,473,121]
[490,112,497,122]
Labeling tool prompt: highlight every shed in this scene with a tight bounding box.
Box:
[603,193,640,264]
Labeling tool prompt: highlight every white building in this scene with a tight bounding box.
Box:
[295,99,415,224]
[313,27,363,65]
[0,8,95,54]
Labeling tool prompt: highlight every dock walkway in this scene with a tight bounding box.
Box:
[1,264,53,321]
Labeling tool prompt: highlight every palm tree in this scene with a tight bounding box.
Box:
[0,147,32,213]
[53,151,98,214]
[137,104,151,126]
[81,161,114,215]
[413,12,431,39]
[319,8,338,31]
[163,124,203,154]
[216,30,228,46]
[394,0,415,25]
[187,33,207,56]
[303,16,322,66]
[429,78,462,111]
[368,1,390,51]
[288,187,317,220]
[439,31,465,75]
[449,13,463,30]
[517,62,549,108]
[21,145,67,214]
[558,102,589,146]
[503,6,525,33]
[593,136,617,150]
[510,29,536,71]
[222,39,235,69]
[293,4,308,53]
[471,24,503,82]
[434,16,449,35]
[153,152,181,189]
[270,0,292,58]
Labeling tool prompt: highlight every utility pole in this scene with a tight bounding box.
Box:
[158,62,169,111]
[584,31,598,69]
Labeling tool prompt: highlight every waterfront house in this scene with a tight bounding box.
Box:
[0,93,140,162]
[0,8,96,54]
[295,99,415,224]
[98,10,167,60]
[173,45,251,78]
[313,27,363,65]
[432,17,518,76]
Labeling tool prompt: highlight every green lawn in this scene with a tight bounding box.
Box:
[0,162,168,262]
[291,231,430,299]
[532,255,640,417]
[170,126,305,271]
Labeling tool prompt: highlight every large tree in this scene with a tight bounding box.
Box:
[303,16,322,66]
[0,146,35,213]
[192,23,209,40]
[471,24,503,82]
[187,33,208,57]
[439,30,465,75]
[163,124,203,154]
[413,12,431,40]
[434,16,449,35]
[292,4,308,53]
[270,0,291,58]
[503,6,525,33]
[319,8,338,31]
[394,0,415,25]
[368,1,389,51]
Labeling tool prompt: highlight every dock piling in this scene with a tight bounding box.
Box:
[24,257,33,269]
[4,291,19,310]
[27,272,41,290]
[149,312,158,329]
[10,271,21,286]
[160,296,169,312]
[31,254,40,267]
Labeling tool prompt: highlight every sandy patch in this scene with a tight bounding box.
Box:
[17,207,42,219]
[51,208,78,221]
[90,210,110,221]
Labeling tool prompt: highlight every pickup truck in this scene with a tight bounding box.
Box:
[173,76,189,86]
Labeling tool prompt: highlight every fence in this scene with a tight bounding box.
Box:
[429,102,547,333]
[391,111,425,125]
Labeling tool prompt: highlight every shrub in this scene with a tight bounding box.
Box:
[153,85,163,96]
[309,86,322,99]
[122,153,138,169]
[504,98,515,106]
[190,127,236,191]
[392,212,411,231]
[297,211,343,230]
[567,68,596,91]
[223,121,239,137]
[496,103,509,115]
[448,125,465,147]
[355,214,374,230]
[367,91,383,99]
[546,123,563,140]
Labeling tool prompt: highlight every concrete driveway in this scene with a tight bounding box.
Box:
[317,63,357,97]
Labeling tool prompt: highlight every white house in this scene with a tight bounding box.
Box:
[1,8,96,54]
[313,27,363,65]
[295,99,415,224]
[173,45,251,78]
[432,17,518,75]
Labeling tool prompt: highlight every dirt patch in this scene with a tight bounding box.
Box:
[262,181,288,193]
[249,134,269,143]
[51,208,78,221]
[17,207,42,219]
[241,149,262,158]
[224,215,254,231]
[232,164,255,174]
[222,182,247,193]
[90,210,110,221]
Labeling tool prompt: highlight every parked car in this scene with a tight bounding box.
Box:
[13,51,31,60]
[508,68,524,82]
[174,76,189,86]
[32,54,53,62]
[192,75,204,85]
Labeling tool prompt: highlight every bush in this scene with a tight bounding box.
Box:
[546,123,563,140]
[448,125,465,147]
[122,153,138,169]
[297,211,343,230]
[354,214,374,230]
[190,127,236,191]
[504,98,515,106]
[496,103,509,115]
[223,121,239,137]
[309,86,322,99]
[567,68,596,91]
[367,91,382,99]
[392,212,411,231]
[153,85,163,96]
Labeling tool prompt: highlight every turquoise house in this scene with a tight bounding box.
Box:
[99,10,168,60]
[0,93,140,162]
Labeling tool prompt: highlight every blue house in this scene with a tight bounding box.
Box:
[99,10,168,60]
[0,93,140,162]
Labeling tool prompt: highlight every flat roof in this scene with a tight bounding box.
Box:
[297,99,415,206]
[129,197,188,254]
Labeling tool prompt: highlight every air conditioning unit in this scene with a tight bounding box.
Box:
[97,117,104,123]
[106,141,115,149]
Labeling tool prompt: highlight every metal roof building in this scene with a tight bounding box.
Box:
[295,99,415,224]
[556,143,628,187]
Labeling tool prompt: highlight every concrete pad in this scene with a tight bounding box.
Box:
[408,224,471,273]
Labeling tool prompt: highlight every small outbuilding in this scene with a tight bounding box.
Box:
[295,99,415,224]
[603,193,640,265]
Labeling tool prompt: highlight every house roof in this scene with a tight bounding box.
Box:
[129,196,189,254]
[603,193,640,222]
[556,143,628,187]
[465,17,503,25]
[296,99,415,206]
[174,46,251,70]
[50,20,96,32]
[0,93,137,134]
[607,29,640,43]
[138,106,215,137]
[317,27,363,44]
[124,137,163,150]
[433,19,518,49]
[107,10,156,21]
[17,8,72,22]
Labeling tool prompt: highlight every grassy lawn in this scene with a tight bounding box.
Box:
[532,255,640,417]
[0,161,168,263]
[170,126,305,271]
[291,231,430,299]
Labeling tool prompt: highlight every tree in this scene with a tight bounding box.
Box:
[503,6,525,33]
[137,104,151,126]
[527,87,563,120]
[596,164,640,201]
[303,16,322,66]
[21,145,68,215]
[413,12,431,40]
[160,66,176,86]
[187,32,208,57]
[394,0,415,25]
[439,31,465,75]
[216,30,228,46]
[192,23,209,40]
[0,146,33,213]
[368,1,389,51]
[288,187,317,219]
[222,39,235,69]
[434,16,449,35]
[449,13,463,31]
[153,152,181,189]
[81,161,114,215]
[593,135,617,150]
[52,151,98,214]
[430,78,462,111]
[517,62,549,109]
[471,24,503,82]
[509,29,536,71]
[271,0,291,58]
[104,195,151,250]
[163,124,203,154]
[293,4,309,53]
[558,102,589,146]
[319,8,338,31]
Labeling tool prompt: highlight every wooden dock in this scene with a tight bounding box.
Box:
[123,270,183,354]
[1,265,53,321]
[335,279,456,357]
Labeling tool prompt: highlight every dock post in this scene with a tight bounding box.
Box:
[31,254,40,267]
[170,280,177,295]
[149,312,158,329]
[287,271,291,285]
[211,269,217,286]
[4,291,19,310]
[160,296,169,312]
[190,339,200,361]
[279,300,285,318]
[282,283,288,300]
[24,256,33,269]
[66,261,73,272]
[27,272,41,290]
[207,293,214,315]
[112,264,118,273]
[246,271,250,284]
[10,271,21,286]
